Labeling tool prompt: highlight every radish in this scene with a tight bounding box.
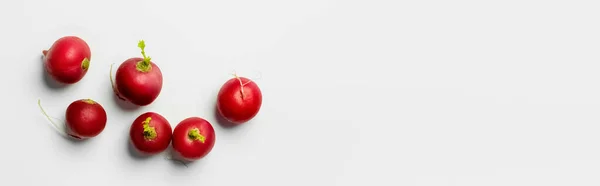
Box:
[129,112,172,155]
[216,74,262,124]
[65,99,107,139]
[172,117,216,161]
[43,36,91,84]
[37,99,106,140]
[112,40,163,106]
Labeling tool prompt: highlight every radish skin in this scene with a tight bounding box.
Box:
[216,75,262,124]
[113,40,163,106]
[129,112,172,155]
[65,99,107,139]
[43,36,91,84]
[172,117,216,161]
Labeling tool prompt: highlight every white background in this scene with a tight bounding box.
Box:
[0,0,599,185]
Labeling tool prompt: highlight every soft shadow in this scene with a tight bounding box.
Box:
[213,106,239,129]
[44,116,89,145]
[127,140,151,160]
[64,134,93,145]
[41,55,68,89]
[166,147,193,168]
[112,92,140,111]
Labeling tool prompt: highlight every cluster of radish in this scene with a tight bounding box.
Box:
[39,36,262,162]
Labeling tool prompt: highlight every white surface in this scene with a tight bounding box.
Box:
[1,0,600,185]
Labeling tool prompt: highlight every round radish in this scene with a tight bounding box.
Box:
[172,117,216,161]
[43,36,91,84]
[113,40,163,106]
[65,99,107,139]
[129,112,172,155]
[216,75,262,124]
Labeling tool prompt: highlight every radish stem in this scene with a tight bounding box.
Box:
[37,99,67,137]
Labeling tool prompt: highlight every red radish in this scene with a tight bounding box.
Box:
[112,40,163,106]
[216,74,262,124]
[37,99,106,139]
[65,99,107,139]
[43,36,91,84]
[129,112,172,155]
[172,117,216,161]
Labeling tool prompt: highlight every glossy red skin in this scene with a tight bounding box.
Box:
[217,77,262,124]
[65,99,107,139]
[43,36,91,84]
[172,117,216,161]
[129,112,172,155]
[114,57,163,106]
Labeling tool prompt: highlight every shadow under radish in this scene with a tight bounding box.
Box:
[63,126,97,144]
[166,151,206,177]
[112,92,140,111]
[54,124,88,144]
[165,146,192,168]
[127,139,152,160]
[64,134,94,146]
[213,106,239,129]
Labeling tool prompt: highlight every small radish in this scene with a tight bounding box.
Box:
[65,99,107,139]
[172,117,216,161]
[216,74,262,124]
[129,112,172,155]
[43,36,91,84]
[37,99,107,140]
[112,40,163,106]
